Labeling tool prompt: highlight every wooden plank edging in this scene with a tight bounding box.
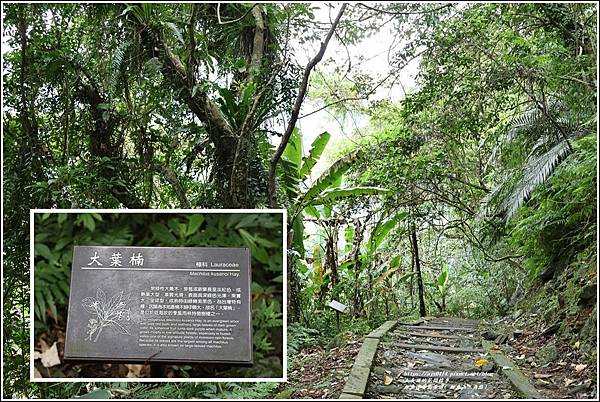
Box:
[339,320,397,399]
[481,340,542,399]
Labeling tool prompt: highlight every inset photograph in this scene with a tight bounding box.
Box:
[31,210,285,381]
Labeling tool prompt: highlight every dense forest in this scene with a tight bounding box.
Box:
[2,2,597,399]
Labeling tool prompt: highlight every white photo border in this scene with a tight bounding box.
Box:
[29,208,287,383]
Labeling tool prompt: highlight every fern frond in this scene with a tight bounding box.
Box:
[110,40,132,96]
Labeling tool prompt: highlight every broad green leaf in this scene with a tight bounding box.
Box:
[303,205,320,219]
[34,244,53,261]
[254,236,278,248]
[390,255,401,268]
[282,127,302,171]
[150,223,177,244]
[238,228,256,247]
[186,215,204,236]
[81,214,95,232]
[54,238,71,251]
[164,22,184,44]
[308,186,389,206]
[253,246,269,264]
[300,149,363,208]
[57,213,68,224]
[234,214,258,229]
[367,211,409,254]
[77,389,112,399]
[300,131,330,178]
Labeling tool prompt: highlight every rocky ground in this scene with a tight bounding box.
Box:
[273,334,362,399]
[488,255,598,400]
[482,310,596,399]
[365,317,519,399]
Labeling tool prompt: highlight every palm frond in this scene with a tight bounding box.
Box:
[479,96,583,221]
[504,140,572,219]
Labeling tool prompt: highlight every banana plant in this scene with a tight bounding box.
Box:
[435,264,449,312]
[279,128,388,257]
[359,211,410,305]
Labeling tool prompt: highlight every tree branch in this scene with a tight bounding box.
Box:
[356,3,452,16]
[267,3,347,207]
[141,25,235,149]
[156,164,191,208]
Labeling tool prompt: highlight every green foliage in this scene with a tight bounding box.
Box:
[309,186,389,206]
[436,265,449,298]
[366,212,408,255]
[483,98,591,220]
[299,131,331,179]
[301,149,364,207]
[509,134,596,278]
[287,323,319,356]
[57,381,280,399]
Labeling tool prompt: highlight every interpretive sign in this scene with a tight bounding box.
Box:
[64,246,253,365]
[328,300,346,313]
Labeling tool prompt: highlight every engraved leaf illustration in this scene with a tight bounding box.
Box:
[111,319,131,335]
[96,288,107,307]
[106,291,123,312]
[81,297,98,314]
[83,288,134,342]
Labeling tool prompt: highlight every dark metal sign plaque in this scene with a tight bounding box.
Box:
[64,246,252,365]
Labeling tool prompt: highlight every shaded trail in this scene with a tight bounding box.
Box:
[362,317,538,399]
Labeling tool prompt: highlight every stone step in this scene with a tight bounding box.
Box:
[396,331,474,340]
[400,325,478,332]
[373,367,497,381]
[394,342,485,353]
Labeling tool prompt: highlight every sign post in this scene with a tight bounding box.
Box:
[328,300,346,333]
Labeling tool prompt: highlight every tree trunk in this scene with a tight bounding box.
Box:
[410,223,427,317]
[409,236,415,310]
[287,228,304,323]
[351,219,365,317]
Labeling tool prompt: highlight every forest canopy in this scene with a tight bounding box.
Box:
[2,2,597,399]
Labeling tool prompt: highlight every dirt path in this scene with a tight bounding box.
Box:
[364,317,525,399]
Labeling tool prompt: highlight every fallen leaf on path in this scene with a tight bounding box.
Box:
[125,364,146,378]
[565,378,576,386]
[574,364,587,372]
[38,338,51,353]
[574,341,580,349]
[40,342,60,368]
[475,358,489,367]
[534,373,552,379]
[383,374,393,385]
